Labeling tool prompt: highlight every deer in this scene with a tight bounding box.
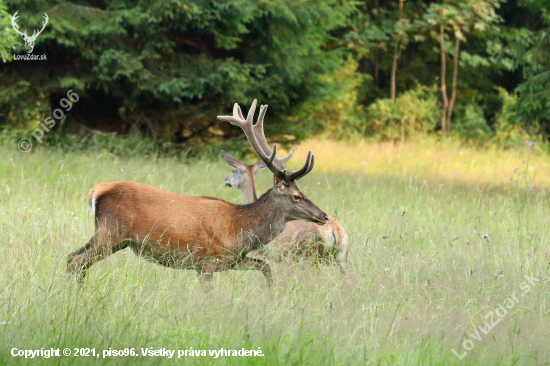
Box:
[222,150,348,274]
[66,100,329,286]
[11,11,48,54]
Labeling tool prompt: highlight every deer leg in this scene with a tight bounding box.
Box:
[298,256,310,271]
[337,250,348,275]
[196,265,214,284]
[234,257,273,287]
[67,229,126,283]
[336,233,349,275]
[195,264,217,293]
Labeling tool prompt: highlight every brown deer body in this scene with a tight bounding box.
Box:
[223,151,348,274]
[67,100,328,285]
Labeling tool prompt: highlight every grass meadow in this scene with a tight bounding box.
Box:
[0,139,549,365]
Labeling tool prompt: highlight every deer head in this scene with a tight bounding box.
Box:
[222,149,295,204]
[218,100,328,225]
[11,11,48,54]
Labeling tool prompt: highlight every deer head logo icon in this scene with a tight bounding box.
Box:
[11,11,48,54]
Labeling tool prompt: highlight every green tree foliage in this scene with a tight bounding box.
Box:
[345,0,507,139]
[422,0,502,134]
[0,1,18,62]
[345,0,424,100]
[0,0,354,146]
[287,55,367,139]
[504,0,550,132]
[493,87,531,147]
[3,0,550,148]
[452,104,493,143]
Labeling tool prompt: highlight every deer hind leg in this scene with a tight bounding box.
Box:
[336,231,349,275]
[233,257,273,287]
[67,228,127,283]
[195,264,215,285]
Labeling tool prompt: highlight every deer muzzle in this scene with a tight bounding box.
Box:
[311,212,329,225]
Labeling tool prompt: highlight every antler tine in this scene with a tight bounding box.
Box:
[11,11,19,27]
[233,103,244,120]
[280,148,295,163]
[11,11,27,37]
[36,13,49,34]
[287,151,314,181]
[267,143,278,164]
[255,113,312,181]
[306,154,315,175]
[302,154,315,176]
[252,105,288,172]
[252,105,273,156]
[245,99,257,123]
[218,101,253,128]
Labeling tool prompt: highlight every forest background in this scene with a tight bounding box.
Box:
[0,0,549,155]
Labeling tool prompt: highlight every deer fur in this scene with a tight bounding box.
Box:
[223,151,348,274]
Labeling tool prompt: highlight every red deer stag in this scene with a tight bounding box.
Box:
[222,151,348,274]
[67,100,328,286]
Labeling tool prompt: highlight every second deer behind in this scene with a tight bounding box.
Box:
[222,149,348,274]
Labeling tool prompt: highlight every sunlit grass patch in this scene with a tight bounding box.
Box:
[290,138,550,189]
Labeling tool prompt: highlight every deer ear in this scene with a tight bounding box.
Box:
[222,150,243,169]
[252,160,267,173]
[273,175,288,192]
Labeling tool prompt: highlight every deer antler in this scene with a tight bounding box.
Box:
[32,13,49,39]
[11,12,48,41]
[11,11,29,38]
[218,100,315,182]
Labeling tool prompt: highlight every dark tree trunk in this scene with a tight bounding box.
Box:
[440,24,449,134]
[447,37,460,130]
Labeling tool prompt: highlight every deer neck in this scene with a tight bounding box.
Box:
[240,174,258,205]
[236,188,286,250]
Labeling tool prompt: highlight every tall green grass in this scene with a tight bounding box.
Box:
[0,143,548,365]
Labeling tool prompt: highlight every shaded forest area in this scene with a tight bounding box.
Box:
[0,0,549,150]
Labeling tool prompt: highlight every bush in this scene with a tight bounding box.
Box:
[452,104,493,144]
[286,55,368,140]
[493,87,533,148]
[365,84,439,142]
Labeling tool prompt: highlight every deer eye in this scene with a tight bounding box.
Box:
[292,194,301,201]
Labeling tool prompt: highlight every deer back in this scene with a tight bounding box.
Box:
[89,181,260,256]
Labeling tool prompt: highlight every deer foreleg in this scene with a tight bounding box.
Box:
[233,257,273,287]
